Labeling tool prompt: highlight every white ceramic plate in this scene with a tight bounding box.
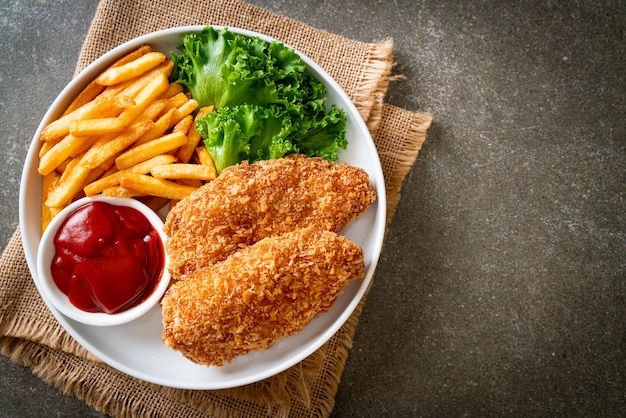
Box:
[19,26,386,389]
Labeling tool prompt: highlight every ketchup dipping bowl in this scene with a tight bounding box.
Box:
[37,195,171,327]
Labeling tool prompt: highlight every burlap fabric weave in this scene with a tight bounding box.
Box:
[0,0,431,416]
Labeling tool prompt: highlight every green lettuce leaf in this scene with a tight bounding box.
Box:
[172,26,347,173]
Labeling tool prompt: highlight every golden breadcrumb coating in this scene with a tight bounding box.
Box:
[161,226,365,367]
[163,155,376,280]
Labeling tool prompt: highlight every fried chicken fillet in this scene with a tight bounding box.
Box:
[163,155,376,279]
[161,227,365,367]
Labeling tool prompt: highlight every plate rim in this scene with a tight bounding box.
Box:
[18,25,387,389]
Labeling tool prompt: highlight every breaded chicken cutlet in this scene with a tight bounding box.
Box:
[163,155,376,280]
[161,226,365,367]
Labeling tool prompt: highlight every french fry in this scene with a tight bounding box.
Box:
[143,196,170,213]
[158,92,188,119]
[99,165,119,180]
[102,60,174,101]
[197,105,215,119]
[70,135,106,158]
[69,117,125,137]
[101,186,145,198]
[81,119,154,169]
[62,83,106,117]
[169,99,199,129]
[84,166,105,184]
[117,73,170,126]
[119,173,197,201]
[60,46,151,115]
[151,163,217,181]
[115,130,187,170]
[41,171,60,232]
[176,178,205,188]
[160,82,185,99]
[49,206,62,225]
[99,155,118,172]
[39,133,94,175]
[83,154,177,196]
[177,106,214,162]
[195,146,218,179]
[38,140,55,158]
[57,156,77,183]
[95,51,167,86]
[39,95,135,143]
[134,98,168,123]
[45,153,93,208]
[134,154,179,172]
[172,114,193,135]
[55,157,71,175]
[167,92,190,106]
[107,45,153,67]
[134,108,175,146]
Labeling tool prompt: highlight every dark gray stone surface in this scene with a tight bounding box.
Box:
[1,1,624,417]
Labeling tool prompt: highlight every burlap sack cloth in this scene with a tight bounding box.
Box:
[0,0,431,416]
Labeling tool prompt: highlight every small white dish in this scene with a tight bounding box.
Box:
[36,195,171,327]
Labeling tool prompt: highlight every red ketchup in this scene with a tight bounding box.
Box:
[50,201,165,314]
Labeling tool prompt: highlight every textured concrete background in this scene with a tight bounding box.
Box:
[1,1,624,417]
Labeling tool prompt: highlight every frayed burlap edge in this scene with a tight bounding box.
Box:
[0,268,364,418]
[0,229,98,362]
[353,38,395,134]
[374,107,433,225]
[0,104,430,418]
[0,0,432,415]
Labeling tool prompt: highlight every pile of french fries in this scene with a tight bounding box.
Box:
[38,45,216,232]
